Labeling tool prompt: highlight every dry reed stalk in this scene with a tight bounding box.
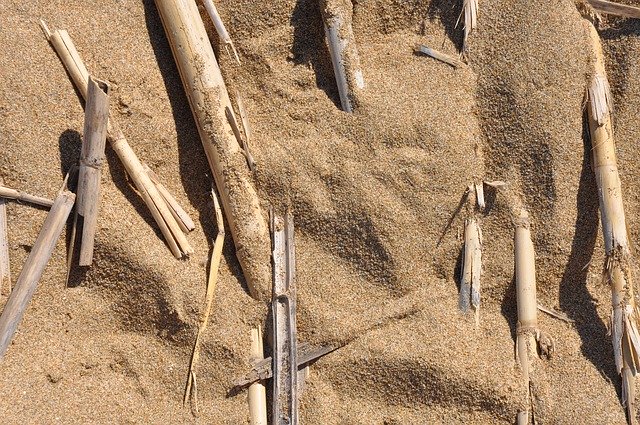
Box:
[0,185,54,208]
[249,326,268,425]
[459,185,482,324]
[416,45,464,68]
[225,106,256,172]
[184,188,225,410]
[271,210,298,425]
[0,178,9,295]
[76,77,110,266]
[40,21,192,258]
[201,0,240,64]
[320,0,365,113]
[153,0,271,299]
[457,0,478,59]
[586,23,640,424]
[143,164,195,233]
[234,90,256,172]
[588,0,640,18]
[0,189,75,359]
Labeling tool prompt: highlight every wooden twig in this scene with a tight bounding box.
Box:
[537,303,574,324]
[184,188,225,410]
[0,178,9,295]
[0,185,54,208]
[201,0,240,64]
[415,45,464,68]
[76,77,110,266]
[0,188,75,359]
[588,0,640,19]
[320,0,365,113]
[143,164,195,233]
[271,210,298,425]
[586,23,640,425]
[153,0,271,298]
[459,185,482,324]
[40,21,192,258]
[249,326,268,425]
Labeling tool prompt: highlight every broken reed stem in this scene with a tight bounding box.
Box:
[416,45,464,68]
[76,77,110,266]
[588,0,640,19]
[587,23,640,424]
[459,185,482,324]
[249,326,268,425]
[0,186,54,208]
[40,21,192,258]
[184,188,225,410]
[320,0,365,113]
[0,189,75,359]
[458,0,478,58]
[0,178,9,295]
[154,0,271,299]
[143,164,195,233]
[201,0,240,64]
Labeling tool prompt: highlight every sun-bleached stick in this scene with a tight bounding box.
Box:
[416,45,464,68]
[249,326,268,425]
[201,0,240,64]
[320,0,365,113]
[588,0,640,18]
[0,188,75,359]
[0,186,54,208]
[143,164,195,233]
[0,178,9,295]
[76,77,110,266]
[40,21,192,258]
[153,0,271,299]
[459,185,482,324]
[586,22,640,424]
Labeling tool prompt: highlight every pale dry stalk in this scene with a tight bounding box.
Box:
[202,0,240,64]
[588,0,640,18]
[0,185,54,208]
[249,326,268,425]
[0,178,8,295]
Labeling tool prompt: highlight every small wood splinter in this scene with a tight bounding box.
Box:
[459,184,482,325]
[416,45,464,68]
[202,0,241,64]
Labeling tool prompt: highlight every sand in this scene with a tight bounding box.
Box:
[2,0,640,423]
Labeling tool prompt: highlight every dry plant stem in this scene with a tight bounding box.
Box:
[0,186,54,208]
[0,190,75,359]
[587,23,640,424]
[459,186,482,324]
[234,93,257,172]
[76,77,110,266]
[271,211,298,425]
[201,0,240,64]
[458,0,478,58]
[40,21,192,259]
[184,189,225,409]
[320,0,365,113]
[588,0,640,18]
[249,326,268,425]
[154,0,271,299]
[225,106,255,172]
[143,164,195,233]
[514,210,539,423]
[416,45,463,68]
[0,179,9,295]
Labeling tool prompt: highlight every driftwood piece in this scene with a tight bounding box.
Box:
[249,326,268,425]
[143,164,195,233]
[586,23,640,425]
[76,77,110,266]
[271,211,298,425]
[153,0,271,299]
[202,0,240,64]
[588,0,640,18]
[416,45,464,68]
[0,185,54,208]
[0,189,75,359]
[320,0,365,112]
[459,185,482,324]
[0,178,9,295]
[40,21,193,258]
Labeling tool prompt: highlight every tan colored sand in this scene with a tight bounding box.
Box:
[1,0,640,423]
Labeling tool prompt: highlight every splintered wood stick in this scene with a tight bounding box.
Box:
[201,0,240,64]
[0,178,9,295]
[0,186,54,208]
[459,185,482,324]
[271,211,298,425]
[415,45,464,68]
[154,0,271,299]
[0,189,75,359]
[76,77,110,266]
[249,326,268,425]
[184,188,225,411]
[320,0,365,113]
[588,0,640,18]
[40,20,192,258]
[457,0,478,58]
[586,23,640,424]
[143,164,195,233]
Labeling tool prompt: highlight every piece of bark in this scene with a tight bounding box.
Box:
[153,0,271,298]
[0,185,54,208]
[0,189,75,359]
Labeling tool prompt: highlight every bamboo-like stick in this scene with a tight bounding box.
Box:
[0,186,54,208]
[249,325,268,425]
[40,21,193,258]
[0,189,75,359]
[320,0,365,113]
[76,77,110,266]
[184,188,225,410]
[415,45,464,68]
[143,164,195,233]
[201,0,240,64]
[153,0,271,299]
[0,178,9,295]
[586,23,640,424]
[588,0,640,18]
[459,186,482,324]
